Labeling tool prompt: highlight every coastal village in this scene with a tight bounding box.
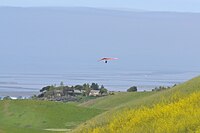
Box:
[0,83,172,101]
[35,82,109,102]
[0,82,110,102]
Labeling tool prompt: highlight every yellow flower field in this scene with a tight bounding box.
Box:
[84,92,200,133]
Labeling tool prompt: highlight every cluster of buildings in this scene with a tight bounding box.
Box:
[0,96,30,100]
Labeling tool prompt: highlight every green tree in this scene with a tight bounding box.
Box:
[75,85,83,91]
[83,83,87,90]
[40,86,51,92]
[100,85,104,89]
[49,85,55,91]
[100,88,108,95]
[127,86,137,92]
[31,95,37,99]
[3,96,12,100]
[60,81,64,86]
[91,83,99,90]
[84,84,91,96]
[59,81,64,90]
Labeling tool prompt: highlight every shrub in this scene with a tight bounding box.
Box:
[127,86,137,92]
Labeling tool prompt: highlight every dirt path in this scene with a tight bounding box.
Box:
[0,128,5,133]
[44,129,71,132]
[3,100,12,116]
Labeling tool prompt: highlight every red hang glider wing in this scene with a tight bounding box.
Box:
[99,57,118,61]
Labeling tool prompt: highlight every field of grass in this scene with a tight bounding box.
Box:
[1,76,200,133]
[0,92,156,133]
[75,76,200,133]
[79,91,156,110]
[0,100,103,133]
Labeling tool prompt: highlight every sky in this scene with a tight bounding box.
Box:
[1,0,200,12]
[1,6,200,74]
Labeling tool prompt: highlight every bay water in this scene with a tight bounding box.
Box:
[0,69,199,97]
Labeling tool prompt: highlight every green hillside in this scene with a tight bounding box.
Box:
[75,76,200,133]
[0,100,103,133]
[80,76,200,110]
[1,76,200,133]
[79,91,156,110]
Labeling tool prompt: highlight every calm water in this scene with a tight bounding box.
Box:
[0,70,199,97]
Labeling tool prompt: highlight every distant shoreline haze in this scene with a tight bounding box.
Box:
[1,0,200,13]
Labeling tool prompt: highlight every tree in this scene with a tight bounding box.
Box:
[127,86,137,92]
[100,88,108,95]
[3,96,12,100]
[60,81,64,86]
[31,95,37,99]
[83,83,87,90]
[59,81,64,90]
[75,85,83,91]
[99,85,108,95]
[49,85,55,91]
[91,83,99,90]
[84,84,91,96]
[40,86,51,92]
[152,86,170,91]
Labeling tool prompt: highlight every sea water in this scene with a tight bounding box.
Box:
[0,69,199,97]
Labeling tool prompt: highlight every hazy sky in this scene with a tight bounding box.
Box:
[1,7,200,73]
[1,0,200,12]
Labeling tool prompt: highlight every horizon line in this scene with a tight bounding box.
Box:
[1,5,200,14]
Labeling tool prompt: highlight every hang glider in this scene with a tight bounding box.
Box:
[99,57,119,63]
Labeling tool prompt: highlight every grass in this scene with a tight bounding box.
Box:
[0,100,103,133]
[74,76,200,133]
[79,91,156,110]
[1,76,200,133]
[81,92,200,133]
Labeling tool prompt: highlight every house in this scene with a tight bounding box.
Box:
[89,90,100,96]
[17,96,26,99]
[63,88,74,96]
[54,90,63,97]
[74,90,83,95]
[10,97,17,100]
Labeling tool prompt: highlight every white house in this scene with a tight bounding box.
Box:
[89,90,100,96]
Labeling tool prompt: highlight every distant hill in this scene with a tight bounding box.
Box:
[0,7,200,73]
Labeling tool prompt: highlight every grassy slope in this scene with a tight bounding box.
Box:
[74,76,200,132]
[81,76,200,110]
[0,76,199,133]
[79,91,156,110]
[0,100,103,133]
[84,91,200,133]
